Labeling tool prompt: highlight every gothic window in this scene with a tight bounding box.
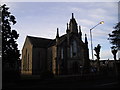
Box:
[25,49,27,71]
[61,48,64,59]
[73,40,77,57]
[23,55,26,71]
[70,40,77,58]
[70,45,73,58]
[28,53,29,71]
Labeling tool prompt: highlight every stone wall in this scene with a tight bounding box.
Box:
[21,37,32,75]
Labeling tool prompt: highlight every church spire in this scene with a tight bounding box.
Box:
[69,13,78,34]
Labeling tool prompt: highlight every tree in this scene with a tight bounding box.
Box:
[1,4,20,69]
[94,44,101,72]
[108,22,120,50]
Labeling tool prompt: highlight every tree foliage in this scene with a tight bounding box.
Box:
[1,4,20,66]
[108,22,120,50]
[94,44,101,60]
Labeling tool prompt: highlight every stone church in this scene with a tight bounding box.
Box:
[21,13,90,75]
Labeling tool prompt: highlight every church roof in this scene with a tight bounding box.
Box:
[27,36,54,48]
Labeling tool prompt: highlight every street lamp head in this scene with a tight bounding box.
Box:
[99,21,104,24]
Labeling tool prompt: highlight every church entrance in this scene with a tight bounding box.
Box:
[72,61,79,74]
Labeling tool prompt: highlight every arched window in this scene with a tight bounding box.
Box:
[70,45,73,58]
[25,49,27,71]
[23,55,26,71]
[73,40,77,56]
[28,53,29,71]
[70,40,77,58]
[61,48,64,59]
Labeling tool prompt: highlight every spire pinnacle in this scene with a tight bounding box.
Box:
[67,23,69,29]
[79,25,82,39]
[66,23,70,33]
[79,25,81,31]
[79,25,82,34]
[56,28,59,38]
[85,34,88,44]
[72,13,74,19]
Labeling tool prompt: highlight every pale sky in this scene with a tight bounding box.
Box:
[1,1,119,60]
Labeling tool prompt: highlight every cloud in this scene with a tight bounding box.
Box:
[100,49,112,60]
[1,0,120,2]
[78,19,96,26]
[70,7,84,13]
[89,48,113,60]
[91,8,107,15]
[6,2,118,60]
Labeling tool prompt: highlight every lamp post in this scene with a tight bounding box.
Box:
[90,21,104,60]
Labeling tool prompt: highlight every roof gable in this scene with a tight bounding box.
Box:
[27,36,54,48]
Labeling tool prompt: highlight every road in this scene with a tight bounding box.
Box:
[3,76,119,89]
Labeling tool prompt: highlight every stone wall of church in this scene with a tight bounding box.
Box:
[21,38,32,75]
[51,46,57,74]
[66,39,86,74]
[47,47,52,72]
[32,48,47,75]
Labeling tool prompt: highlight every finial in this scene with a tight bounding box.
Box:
[66,23,70,33]
[79,25,82,33]
[85,34,88,44]
[79,25,82,36]
[67,23,68,29]
[72,13,74,19]
[79,25,81,30]
[56,28,59,38]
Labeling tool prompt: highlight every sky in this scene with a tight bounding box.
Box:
[1,0,119,60]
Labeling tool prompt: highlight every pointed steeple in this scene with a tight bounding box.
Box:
[69,13,78,34]
[56,28,59,38]
[79,25,82,39]
[85,34,88,44]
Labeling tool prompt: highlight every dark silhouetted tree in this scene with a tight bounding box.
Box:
[108,22,120,50]
[1,4,20,69]
[94,44,101,72]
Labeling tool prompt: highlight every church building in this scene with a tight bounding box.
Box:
[21,13,90,75]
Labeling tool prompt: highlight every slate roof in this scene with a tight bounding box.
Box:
[27,36,55,48]
[27,32,84,48]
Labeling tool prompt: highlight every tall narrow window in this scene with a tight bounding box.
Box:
[73,40,77,57]
[61,48,64,59]
[70,45,73,58]
[28,54,29,71]
[23,56,26,71]
[25,49,27,71]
